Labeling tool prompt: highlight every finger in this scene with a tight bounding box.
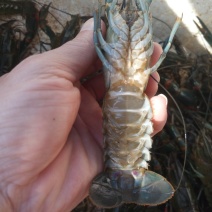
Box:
[145,43,162,98]
[42,18,106,83]
[150,42,163,67]
[151,94,168,136]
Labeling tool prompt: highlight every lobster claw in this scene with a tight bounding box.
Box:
[194,16,212,46]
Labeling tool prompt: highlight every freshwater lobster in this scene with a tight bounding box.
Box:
[89,0,181,208]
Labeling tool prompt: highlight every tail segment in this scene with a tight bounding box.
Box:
[89,170,174,208]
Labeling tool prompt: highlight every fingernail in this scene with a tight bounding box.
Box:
[158,94,168,106]
[80,18,94,32]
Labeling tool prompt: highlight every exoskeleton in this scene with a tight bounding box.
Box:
[89,0,181,208]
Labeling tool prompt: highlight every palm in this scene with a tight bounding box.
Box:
[28,85,105,211]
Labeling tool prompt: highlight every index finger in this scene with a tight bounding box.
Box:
[145,43,162,98]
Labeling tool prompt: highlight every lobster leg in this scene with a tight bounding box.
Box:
[94,6,115,89]
[96,27,122,59]
[147,0,153,6]
[94,10,114,72]
[131,0,150,42]
[136,0,153,7]
[148,15,182,74]
[107,5,128,41]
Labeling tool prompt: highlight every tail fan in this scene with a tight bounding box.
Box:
[89,170,174,208]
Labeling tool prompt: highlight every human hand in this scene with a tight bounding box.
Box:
[0,19,167,211]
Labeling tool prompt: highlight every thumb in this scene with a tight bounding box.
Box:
[46,18,106,82]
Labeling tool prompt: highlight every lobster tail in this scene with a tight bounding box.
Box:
[89,170,174,208]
